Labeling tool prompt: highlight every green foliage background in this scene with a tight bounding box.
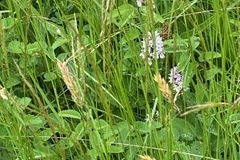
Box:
[0,0,240,159]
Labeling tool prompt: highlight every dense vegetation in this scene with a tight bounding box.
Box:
[0,0,240,159]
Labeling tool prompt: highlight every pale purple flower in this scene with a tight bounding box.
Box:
[140,31,165,65]
[169,66,183,93]
[136,0,155,8]
[136,0,144,7]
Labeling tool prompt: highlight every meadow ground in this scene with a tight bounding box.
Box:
[0,0,240,159]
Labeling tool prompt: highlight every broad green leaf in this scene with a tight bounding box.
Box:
[136,66,147,77]
[153,12,164,23]
[2,16,16,29]
[59,138,74,149]
[88,149,99,160]
[107,145,124,153]
[93,119,116,140]
[58,110,81,119]
[110,4,135,27]
[111,4,134,18]
[5,76,21,88]
[196,114,218,135]
[33,149,57,159]
[121,59,132,73]
[207,123,218,136]
[103,121,131,140]
[135,121,161,133]
[139,7,164,23]
[226,113,240,124]
[190,141,203,156]
[164,37,188,53]
[172,118,196,141]
[103,126,116,140]
[172,141,190,159]
[27,41,47,55]
[57,53,69,61]
[117,122,132,143]
[157,127,180,142]
[125,138,138,159]
[89,131,104,157]
[121,28,140,45]
[49,113,70,131]
[25,115,47,131]
[135,121,150,133]
[52,37,69,50]
[44,21,65,36]
[71,122,87,139]
[152,121,162,129]
[39,128,54,141]
[206,67,221,80]
[45,48,56,61]
[199,52,221,62]
[7,40,24,54]
[190,36,200,50]
[93,119,109,131]
[124,50,137,59]
[178,52,190,70]
[43,72,57,81]
[18,97,31,108]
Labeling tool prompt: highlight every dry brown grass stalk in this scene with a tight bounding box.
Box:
[57,60,83,107]
[14,60,45,110]
[138,154,156,160]
[14,61,65,155]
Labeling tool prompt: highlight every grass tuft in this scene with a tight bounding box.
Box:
[0,0,240,159]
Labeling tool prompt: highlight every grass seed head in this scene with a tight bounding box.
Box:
[154,73,173,102]
[57,60,82,107]
[139,155,156,160]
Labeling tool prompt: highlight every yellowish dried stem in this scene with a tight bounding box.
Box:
[139,155,156,160]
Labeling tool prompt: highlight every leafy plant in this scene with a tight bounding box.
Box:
[0,0,240,159]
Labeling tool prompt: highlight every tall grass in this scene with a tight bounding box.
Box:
[0,0,240,159]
